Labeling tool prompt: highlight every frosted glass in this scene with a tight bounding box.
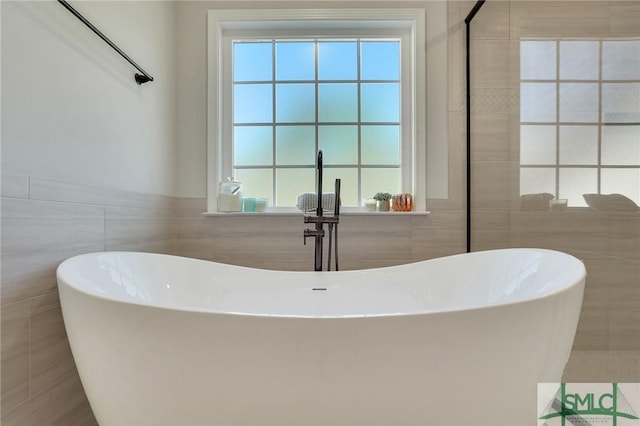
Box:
[361,168,401,202]
[559,126,598,165]
[318,84,358,122]
[276,168,315,206]
[602,83,640,123]
[361,125,400,165]
[602,125,640,165]
[520,125,556,165]
[323,167,358,207]
[603,40,640,80]
[318,126,358,165]
[276,42,315,81]
[233,42,272,82]
[361,41,400,81]
[319,42,357,81]
[361,83,400,123]
[559,168,597,207]
[559,41,599,80]
[601,169,640,206]
[276,84,315,123]
[234,168,272,201]
[559,83,599,123]
[275,126,315,166]
[520,168,555,196]
[520,41,556,80]
[521,83,556,122]
[234,84,272,123]
[234,126,273,166]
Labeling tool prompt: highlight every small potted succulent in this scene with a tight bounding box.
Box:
[373,192,393,212]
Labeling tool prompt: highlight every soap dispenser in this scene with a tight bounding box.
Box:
[218,177,243,212]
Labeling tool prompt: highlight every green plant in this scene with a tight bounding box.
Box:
[373,192,392,201]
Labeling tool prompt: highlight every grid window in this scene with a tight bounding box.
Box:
[233,39,401,207]
[520,39,640,207]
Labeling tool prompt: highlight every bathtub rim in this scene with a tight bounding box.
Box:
[56,247,586,319]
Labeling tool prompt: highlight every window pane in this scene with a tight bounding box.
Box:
[318,83,358,122]
[318,41,357,80]
[276,168,315,206]
[361,125,400,165]
[323,167,358,207]
[234,126,272,166]
[521,83,556,122]
[234,168,273,201]
[520,125,556,165]
[520,168,555,196]
[520,41,556,80]
[603,40,640,81]
[559,41,599,80]
[275,126,315,165]
[559,125,598,165]
[602,83,640,123]
[559,168,597,207]
[602,125,640,165]
[276,42,315,81]
[361,168,401,202]
[559,83,599,123]
[318,126,358,165]
[361,41,400,81]
[361,83,399,122]
[601,169,640,206]
[276,84,315,123]
[234,42,272,81]
[234,84,272,123]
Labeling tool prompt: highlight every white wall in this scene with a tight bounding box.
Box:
[175,0,449,199]
[1,1,178,196]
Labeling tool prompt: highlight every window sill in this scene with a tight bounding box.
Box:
[202,210,431,217]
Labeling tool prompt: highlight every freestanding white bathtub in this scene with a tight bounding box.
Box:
[57,248,585,426]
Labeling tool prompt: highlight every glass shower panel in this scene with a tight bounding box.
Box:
[602,40,640,80]
[601,169,640,205]
[520,168,555,196]
[601,125,640,165]
[520,125,556,165]
[602,83,640,123]
[559,126,598,165]
[559,168,597,207]
[520,41,556,80]
[559,83,599,123]
[520,83,556,122]
[559,41,599,80]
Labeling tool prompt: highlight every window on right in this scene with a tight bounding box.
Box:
[519,39,640,208]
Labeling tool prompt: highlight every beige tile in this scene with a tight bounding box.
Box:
[470,161,513,210]
[470,40,518,89]
[563,350,640,382]
[448,11,464,112]
[1,174,29,199]
[470,112,512,162]
[610,212,640,262]
[609,308,640,350]
[470,88,519,113]
[411,210,466,260]
[572,307,609,350]
[611,1,640,36]
[463,0,510,40]
[105,206,176,254]
[1,300,30,412]
[510,1,611,39]
[581,256,640,310]
[470,209,511,251]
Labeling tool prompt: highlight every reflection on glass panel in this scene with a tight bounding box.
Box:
[319,42,357,81]
[361,83,400,122]
[361,168,401,202]
[560,41,599,80]
[520,168,555,196]
[601,169,640,205]
[602,125,640,165]
[234,84,272,123]
[276,42,315,81]
[361,125,400,165]
[559,83,599,122]
[323,167,358,207]
[520,41,556,80]
[276,168,315,206]
[276,84,315,123]
[559,168,597,207]
[234,42,272,82]
[318,84,358,122]
[361,41,400,81]
[520,125,556,165]
[319,126,358,165]
[559,126,598,165]
[234,168,273,201]
[276,126,315,165]
[602,83,640,123]
[521,83,556,122]
[603,40,640,80]
[234,126,273,166]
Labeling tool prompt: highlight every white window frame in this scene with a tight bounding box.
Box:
[207,8,427,212]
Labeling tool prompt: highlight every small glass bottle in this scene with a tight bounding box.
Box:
[218,177,243,212]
